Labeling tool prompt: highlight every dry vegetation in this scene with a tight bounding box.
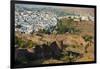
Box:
[15,20,95,67]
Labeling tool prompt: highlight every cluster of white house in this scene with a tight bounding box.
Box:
[58,15,94,22]
[15,10,57,34]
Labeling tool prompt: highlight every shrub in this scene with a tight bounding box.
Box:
[82,35,93,42]
[15,36,26,48]
[27,40,34,48]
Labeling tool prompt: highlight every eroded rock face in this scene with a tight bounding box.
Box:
[15,40,84,66]
[15,41,62,61]
[50,41,62,58]
[33,41,62,59]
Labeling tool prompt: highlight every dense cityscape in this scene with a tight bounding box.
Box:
[15,5,94,34]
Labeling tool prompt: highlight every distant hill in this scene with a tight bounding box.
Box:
[60,7,94,16]
[15,5,94,17]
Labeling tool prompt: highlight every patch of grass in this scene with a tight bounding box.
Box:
[82,35,93,42]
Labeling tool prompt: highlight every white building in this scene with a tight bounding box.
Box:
[80,16,89,21]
